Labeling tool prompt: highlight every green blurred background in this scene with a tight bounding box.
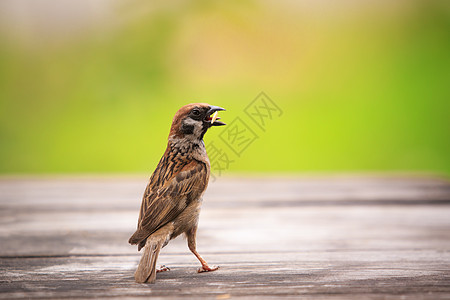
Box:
[0,0,449,175]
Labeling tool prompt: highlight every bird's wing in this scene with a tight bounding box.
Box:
[129,159,208,249]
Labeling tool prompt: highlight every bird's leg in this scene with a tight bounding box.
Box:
[156,265,170,273]
[186,227,219,273]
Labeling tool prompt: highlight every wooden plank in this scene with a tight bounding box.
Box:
[0,176,449,299]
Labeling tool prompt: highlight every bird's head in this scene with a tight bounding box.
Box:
[169,103,226,141]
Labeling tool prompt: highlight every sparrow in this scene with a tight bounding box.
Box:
[129,103,226,284]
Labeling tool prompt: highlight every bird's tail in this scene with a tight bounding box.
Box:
[134,225,173,284]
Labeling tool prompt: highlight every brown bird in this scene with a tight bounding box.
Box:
[129,103,226,284]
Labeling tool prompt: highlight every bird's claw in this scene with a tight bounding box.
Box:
[156,265,170,273]
[197,265,219,273]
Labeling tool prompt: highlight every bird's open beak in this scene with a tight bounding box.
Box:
[206,106,226,126]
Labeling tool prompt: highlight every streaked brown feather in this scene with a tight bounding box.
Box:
[129,144,209,250]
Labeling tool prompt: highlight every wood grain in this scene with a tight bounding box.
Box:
[1,175,449,299]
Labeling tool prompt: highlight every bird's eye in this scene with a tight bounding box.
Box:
[191,109,200,116]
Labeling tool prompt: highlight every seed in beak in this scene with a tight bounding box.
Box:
[211,111,218,124]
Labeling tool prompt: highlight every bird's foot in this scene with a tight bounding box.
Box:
[156,265,170,273]
[197,265,219,273]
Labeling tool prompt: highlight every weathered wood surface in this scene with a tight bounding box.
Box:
[1,175,449,299]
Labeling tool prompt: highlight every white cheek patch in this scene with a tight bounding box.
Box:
[183,118,199,126]
[182,118,203,137]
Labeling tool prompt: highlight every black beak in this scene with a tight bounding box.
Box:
[207,105,226,126]
[207,105,226,115]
